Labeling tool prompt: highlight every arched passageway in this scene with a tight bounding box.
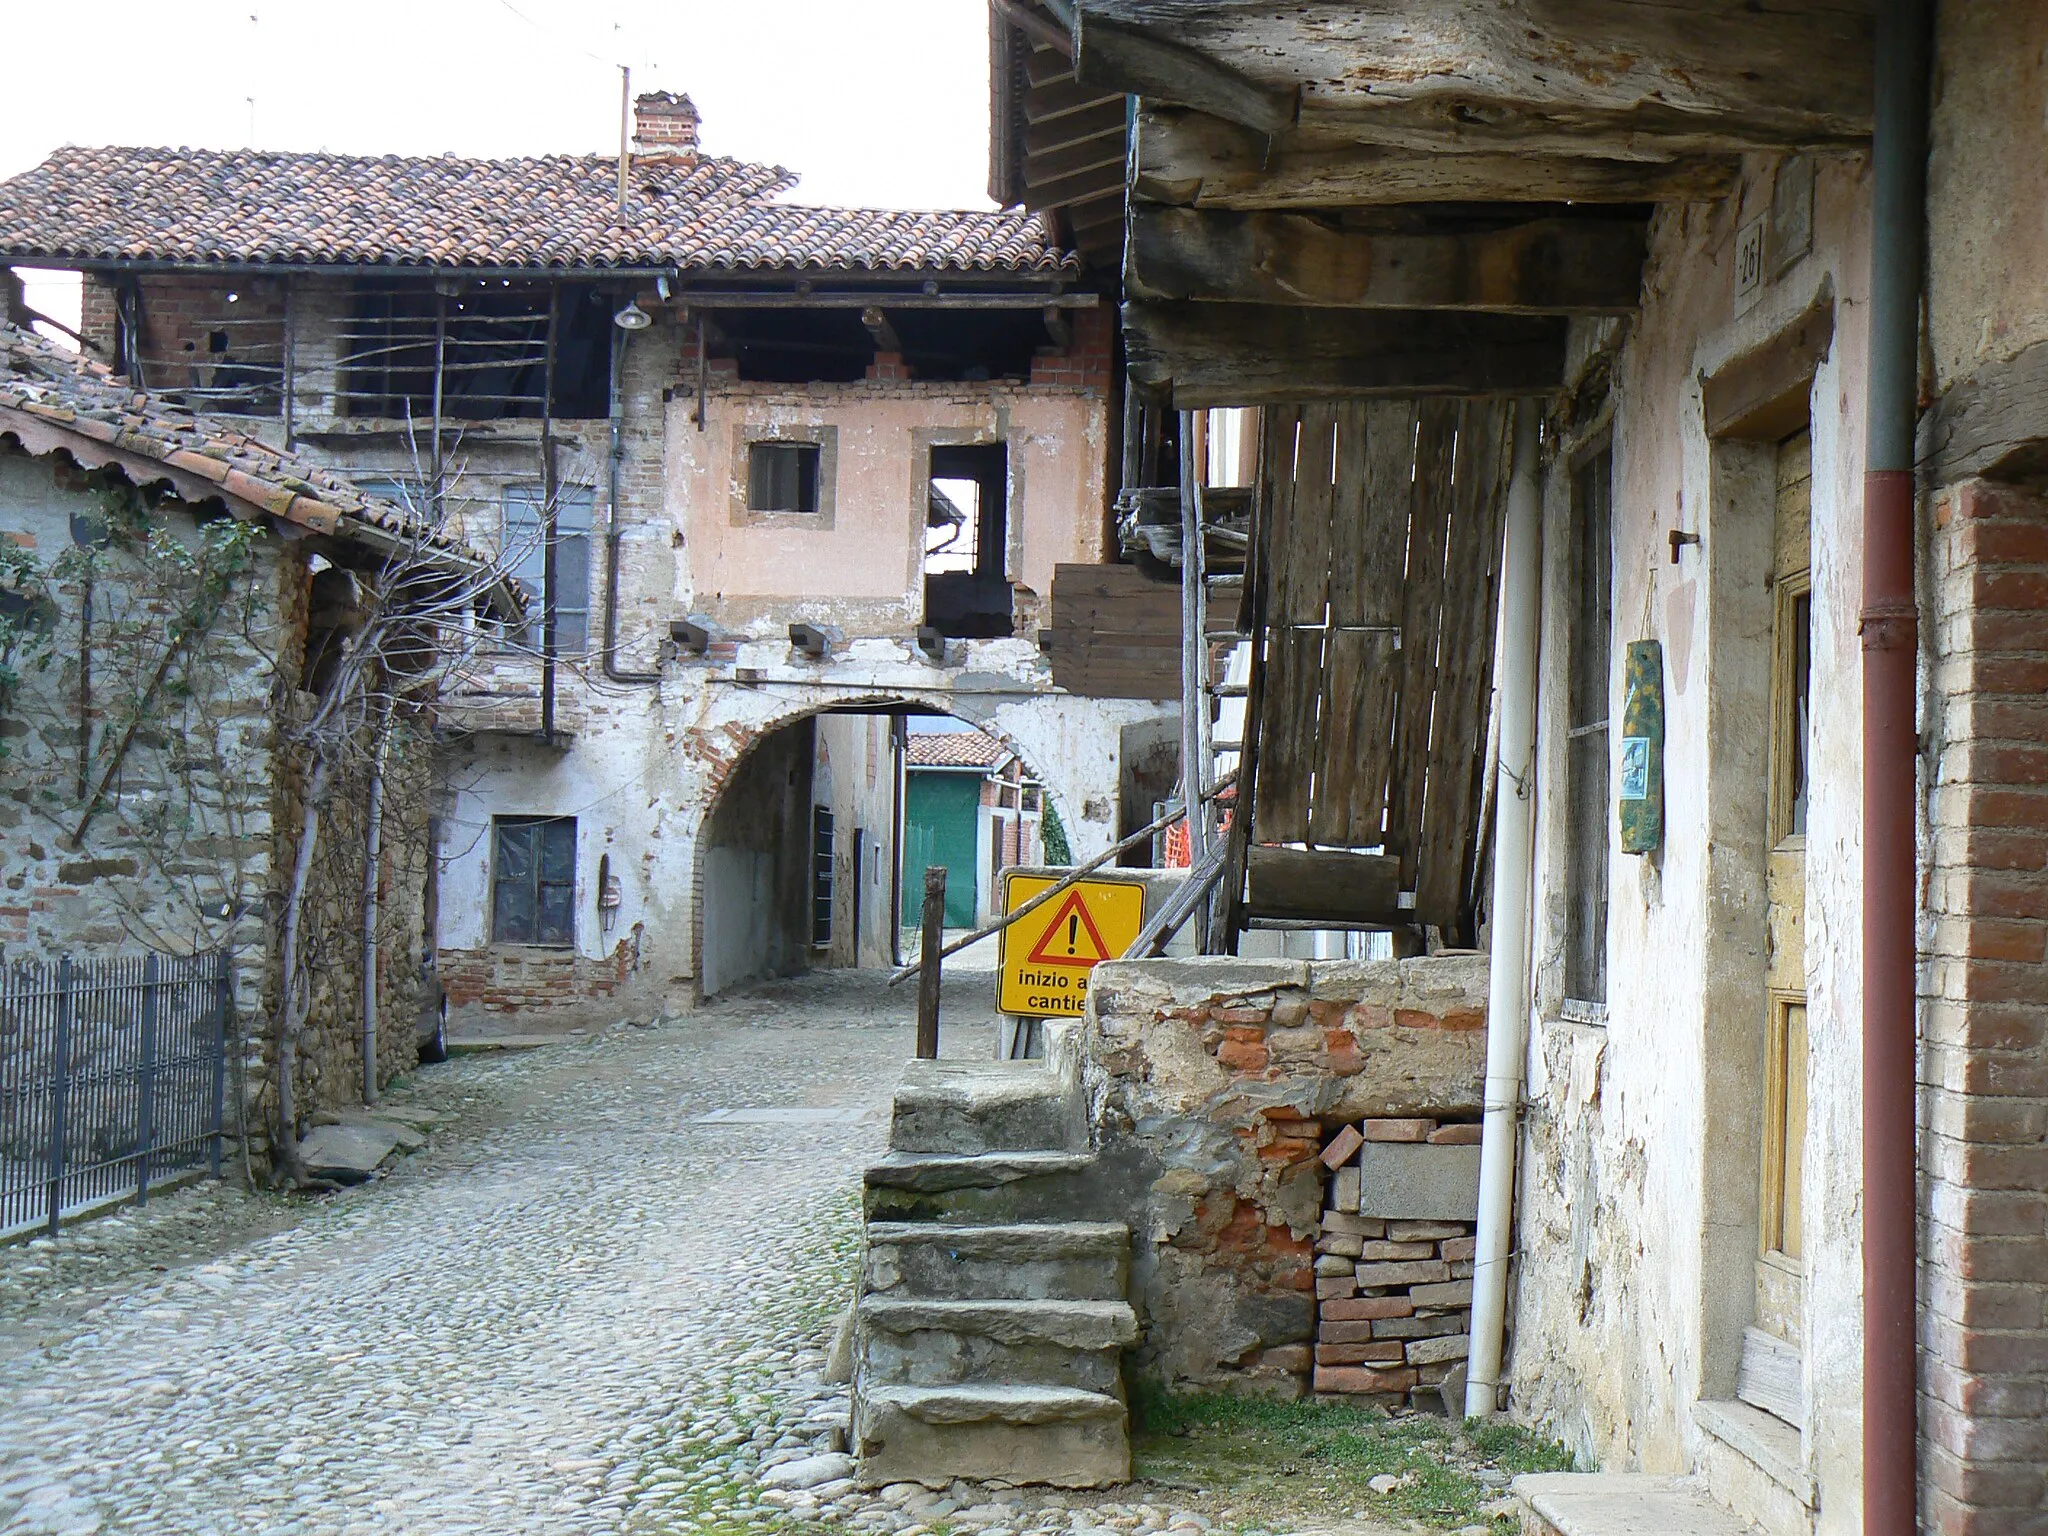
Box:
[695,699,1063,999]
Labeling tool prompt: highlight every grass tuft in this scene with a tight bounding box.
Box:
[1130,1386,1573,1532]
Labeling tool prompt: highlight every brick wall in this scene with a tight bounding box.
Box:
[439,935,641,1017]
[1081,953,1487,1397]
[1922,475,2048,1535]
[84,274,288,415]
[1029,306,1114,392]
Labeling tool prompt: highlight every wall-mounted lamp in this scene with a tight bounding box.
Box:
[613,300,653,331]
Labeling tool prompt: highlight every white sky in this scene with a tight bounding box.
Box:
[5,0,997,334]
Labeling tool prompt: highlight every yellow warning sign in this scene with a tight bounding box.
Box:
[997,872,1146,1018]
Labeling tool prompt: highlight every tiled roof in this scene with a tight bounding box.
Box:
[906,730,1008,769]
[0,322,523,617]
[0,145,1080,276]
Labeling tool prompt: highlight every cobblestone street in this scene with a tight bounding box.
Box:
[0,974,940,1536]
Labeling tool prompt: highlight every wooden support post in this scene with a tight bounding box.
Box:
[1178,412,1212,951]
[916,867,946,1060]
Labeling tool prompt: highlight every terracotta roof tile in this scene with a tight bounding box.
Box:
[906,730,1008,769]
[0,321,522,616]
[0,146,1079,276]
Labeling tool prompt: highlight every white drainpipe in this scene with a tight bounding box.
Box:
[1465,401,1544,1418]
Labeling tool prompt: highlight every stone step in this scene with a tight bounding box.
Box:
[853,1384,1129,1490]
[889,1060,1082,1155]
[864,1222,1130,1303]
[1514,1474,1762,1536]
[856,1297,1138,1395]
[863,1151,1104,1225]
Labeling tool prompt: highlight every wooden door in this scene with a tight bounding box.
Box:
[1740,428,1813,1428]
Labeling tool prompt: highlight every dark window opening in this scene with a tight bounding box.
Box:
[492,815,576,947]
[1785,590,1812,837]
[923,442,1012,639]
[712,304,1047,385]
[341,280,612,420]
[748,442,821,514]
[888,308,1042,383]
[503,486,595,653]
[1564,450,1613,1006]
[812,806,835,947]
[725,309,873,384]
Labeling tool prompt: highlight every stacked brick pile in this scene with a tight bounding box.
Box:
[1311,1117,1483,1406]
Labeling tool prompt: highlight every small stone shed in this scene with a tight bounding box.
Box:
[0,322,521,1165]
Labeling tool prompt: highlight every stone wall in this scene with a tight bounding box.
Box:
[1078,953,1487,1398]
[0,447,441,1168]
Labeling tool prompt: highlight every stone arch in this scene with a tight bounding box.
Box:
[686,688,1075,998]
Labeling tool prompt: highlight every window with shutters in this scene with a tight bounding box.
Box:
[811,806,835,948]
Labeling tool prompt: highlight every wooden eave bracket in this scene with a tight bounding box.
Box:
[1072,6,1297,137]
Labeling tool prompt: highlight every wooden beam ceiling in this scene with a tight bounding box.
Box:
[1127,205,1647,314]
[1123,301,1566,407]
[1134,106,1737,209]
[1075,1,1872,156]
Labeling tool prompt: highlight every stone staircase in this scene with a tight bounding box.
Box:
[851,1053,1135,1489]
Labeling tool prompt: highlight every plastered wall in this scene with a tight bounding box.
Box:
[1508,151,1872,1536]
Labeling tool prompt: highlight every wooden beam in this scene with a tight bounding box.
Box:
[1072,6,1297,136]
[1024,75,1125,125]
[1024,161,1127,211]
[1022,131,1127,189]
[1123,301,1565,407]
[1079,1,1871,154]
[1128,205,1646,314]
[1243,844,1403,926]
[860,306,902,354]
[1024,99,1128,157]
[1133,107,1736,210]
[1921,337,2048,486]
[1703,293,1836,441]
[991,0,1071,58]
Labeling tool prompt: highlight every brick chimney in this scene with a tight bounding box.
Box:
[633,91,700,157]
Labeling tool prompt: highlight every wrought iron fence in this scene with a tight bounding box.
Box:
[0,952,230,1241]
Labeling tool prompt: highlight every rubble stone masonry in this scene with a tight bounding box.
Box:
[1079,953,1486,1398]
[1922,475,2048,1536]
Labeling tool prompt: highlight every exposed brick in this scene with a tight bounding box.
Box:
[1354,1259,1450,1287]
[1312,1364,1419,1395]
[1363,1118,1435,1142]
[1358,1240,1438,1261]
[1319,1295,1413,1322]
[1314,1340,1405,1366]
[1428,1122,1485,1144]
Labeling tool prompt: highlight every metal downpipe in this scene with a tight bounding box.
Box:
[1466,401,1543,1417]
[1863,2,1931,1530]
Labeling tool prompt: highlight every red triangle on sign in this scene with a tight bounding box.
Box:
[1024,890,1115,967]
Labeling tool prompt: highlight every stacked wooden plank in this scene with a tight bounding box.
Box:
[1311,1117,1484,1407]
[1046,562,1180,700]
